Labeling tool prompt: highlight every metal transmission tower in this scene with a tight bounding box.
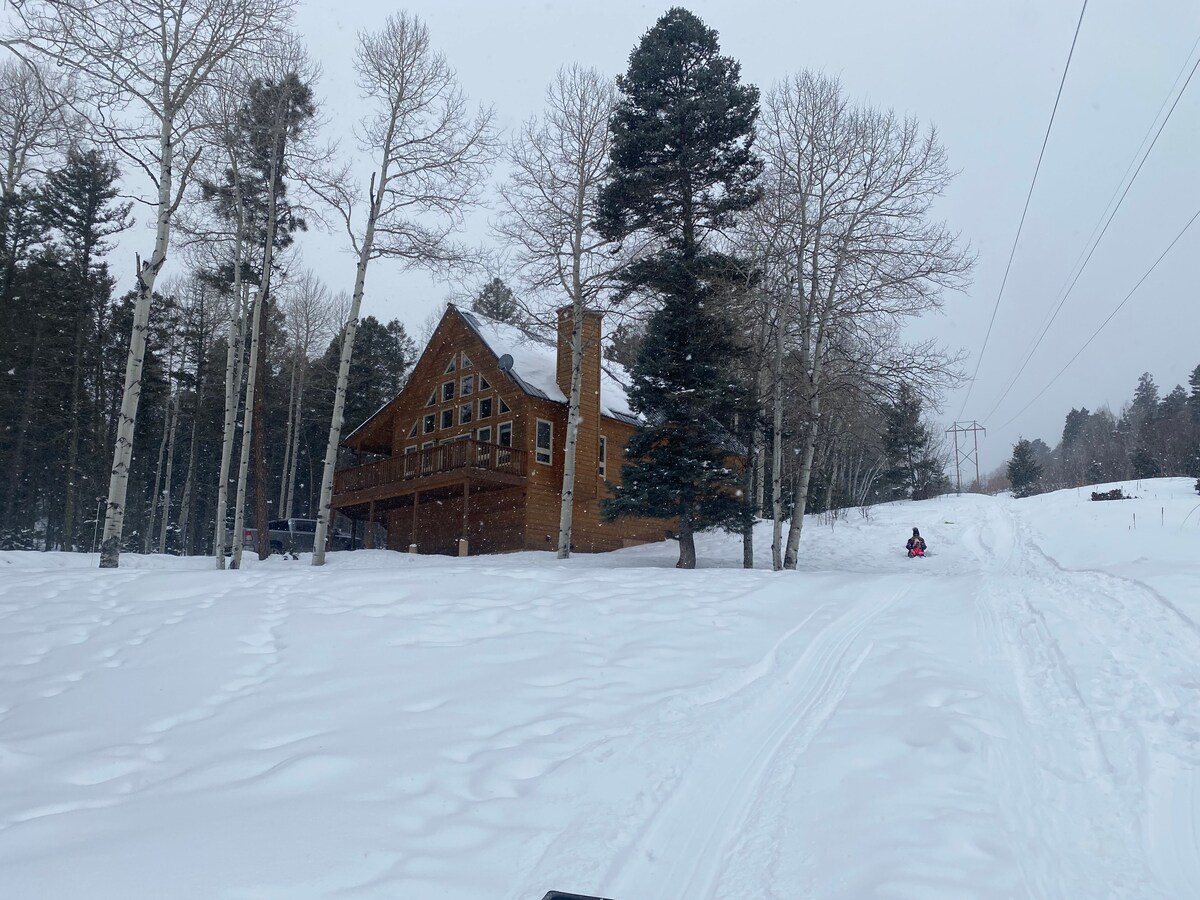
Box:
[946,421,986,493]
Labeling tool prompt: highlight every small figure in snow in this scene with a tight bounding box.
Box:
[906,527,927,557]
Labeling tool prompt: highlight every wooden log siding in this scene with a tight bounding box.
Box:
[334,440,528,495]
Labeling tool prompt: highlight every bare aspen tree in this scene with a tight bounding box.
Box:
[495,65,617,559]
[309,12,495,566]
[3,0,293,567]
[754,73,971,568]
[0,58,75,195]
[213,283,249,566]
[278,268,335,519]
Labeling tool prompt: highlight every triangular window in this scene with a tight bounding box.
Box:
[408,420,418,437]
[478,375,491,390]
[499,397,511,414]
[460,353,473,368]
[444,357,457,374]
[426,390,436,407]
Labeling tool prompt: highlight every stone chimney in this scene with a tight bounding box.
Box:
[556,305,603,498]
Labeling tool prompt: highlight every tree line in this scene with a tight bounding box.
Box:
[1005,368,1200,498]
[2,4,969,569]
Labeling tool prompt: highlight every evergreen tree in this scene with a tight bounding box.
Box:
[596,7,761,568]
[471,277,524,326]
[1008,438,1043,498]
[881,384,946,500]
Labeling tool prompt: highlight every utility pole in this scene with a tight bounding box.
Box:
[946,421,986,493]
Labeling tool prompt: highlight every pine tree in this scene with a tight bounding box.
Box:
[1008,438,1043,498]
[596,7,761,568]
[471,277,524,326]
[881,384,946,500]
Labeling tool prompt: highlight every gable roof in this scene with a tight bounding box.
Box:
[458,307,638,425]
[343,305,639,450]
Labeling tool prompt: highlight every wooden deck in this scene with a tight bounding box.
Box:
[332,440,528,513]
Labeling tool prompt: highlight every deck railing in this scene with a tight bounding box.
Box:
[334,440,528,495]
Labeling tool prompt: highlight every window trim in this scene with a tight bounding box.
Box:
[423,413,436,434]
[460,352,473,368]
[405,444,417,454]
[426,390,437,407]
[476,425,492,443]
[444,357,457,374]
[459,403,472,425]
[478,374,490,389]
[477,396,493,419]
[442,380,455,402]
[535,418,553,465]
[440,408,454,430]
[460,374,474,396]
[499,397,510,414]
[408,420,419,438]
[497,420,513,447]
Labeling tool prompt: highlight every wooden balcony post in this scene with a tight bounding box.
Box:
[410,491,420,553]
[458,480,470,557]
[366,501,376,549]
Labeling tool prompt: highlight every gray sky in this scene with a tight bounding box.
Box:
[142,1,1200,471]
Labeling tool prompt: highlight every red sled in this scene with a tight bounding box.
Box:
[907,546,925,557]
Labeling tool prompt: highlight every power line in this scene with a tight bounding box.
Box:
[994,205,1200,432]
[956,0,1089,419]
[982,45,1200,424]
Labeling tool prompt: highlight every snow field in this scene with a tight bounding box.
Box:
[0,478,1198,898]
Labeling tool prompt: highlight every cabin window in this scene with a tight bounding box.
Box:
[478,396,493,419]
[498,421,513,447]
[499,397,511,413]
[476,426,492,443]
[599,435,607,478]
[408,420,418,438]
[478,375,490,390]
[423,414,436,434]
[460,374,474,396]
[440,409,454,429]
[444,357,456,373]
[405,445,417,454]
[535,419,552,465]
[459,403,472,425]
[461,352,473,368]
[442,380,455,402]
[422,440,434,449]
[426,390,436,407]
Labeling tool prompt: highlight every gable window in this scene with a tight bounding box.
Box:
[499,397,511,414]
[535,419,553,465]
[405,445,417,454]
[442,380,455,402]
[460,352,473,368]
[426,390,436,407]
[476,425,492,444]
[459,403,472,425]
[498,421,513,447]
[444,357,457,374]
[475,426,492,463]
[460,374,474,396]
[478,396,493,419]
[408,420,418,438]
[440,409,454,429]
[423,414,436,434]
[598,435,607,478]
[422,440,434,449]
[478,375,490,390]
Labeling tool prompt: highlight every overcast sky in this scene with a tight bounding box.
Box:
[123,1,1200,472]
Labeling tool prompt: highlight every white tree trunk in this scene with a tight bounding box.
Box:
[556,300,584,559]
[313,174,386,567]
[156,390,181,553]
[283,372,305,519]
[213,288,246,567]
[231,285,265,570]
[98,122,174,567]
[278,351,299,513]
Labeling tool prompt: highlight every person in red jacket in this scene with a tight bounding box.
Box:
[906,527,927,557]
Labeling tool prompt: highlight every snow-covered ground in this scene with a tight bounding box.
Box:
[2,478,1199,899]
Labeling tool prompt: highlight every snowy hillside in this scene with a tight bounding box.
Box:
[2,479,1199,899]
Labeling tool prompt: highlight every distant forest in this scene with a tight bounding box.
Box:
[997,368,1200,498]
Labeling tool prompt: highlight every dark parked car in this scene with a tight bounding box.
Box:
[233,518,354,557]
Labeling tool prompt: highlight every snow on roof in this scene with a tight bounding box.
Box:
[458,307,639,424]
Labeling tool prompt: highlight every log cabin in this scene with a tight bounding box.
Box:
[331,304,669,555]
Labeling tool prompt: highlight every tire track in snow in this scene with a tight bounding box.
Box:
[985,505,1171,897]
[603,586,902,900]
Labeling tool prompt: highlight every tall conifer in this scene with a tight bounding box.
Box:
[597,7,761,568]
